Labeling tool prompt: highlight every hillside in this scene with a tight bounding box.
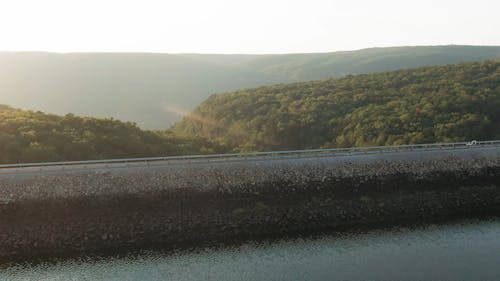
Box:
[1,45,500,128]
[174,60,500,151]
[0,105,225,164]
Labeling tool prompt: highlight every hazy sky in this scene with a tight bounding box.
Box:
[0,0,499,54]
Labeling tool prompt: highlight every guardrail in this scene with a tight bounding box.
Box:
[1,140,500,170]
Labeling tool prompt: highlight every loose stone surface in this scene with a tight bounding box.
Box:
[0,146,500,263]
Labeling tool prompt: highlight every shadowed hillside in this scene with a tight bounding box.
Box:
[0,105,226,164]
[1,45,499,128]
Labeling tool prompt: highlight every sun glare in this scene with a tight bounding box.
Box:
[0,0,498,54]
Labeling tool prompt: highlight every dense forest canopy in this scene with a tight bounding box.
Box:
[1,45,499,129]
[0,106,226,164]
[174,60,500,151]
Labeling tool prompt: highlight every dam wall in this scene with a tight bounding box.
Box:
[1,145,500,263]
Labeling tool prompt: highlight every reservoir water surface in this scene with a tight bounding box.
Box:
[2,218,500,281]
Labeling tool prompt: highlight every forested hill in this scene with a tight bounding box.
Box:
[2,60,499,164]
[1,45,500,129]
[0,106,226,164]
[174,60,500,152]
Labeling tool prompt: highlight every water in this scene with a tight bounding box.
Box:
[2,218,500,281]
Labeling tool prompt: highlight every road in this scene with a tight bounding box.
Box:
[1,141,499,176]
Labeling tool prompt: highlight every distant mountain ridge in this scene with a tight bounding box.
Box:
[1,45,499,128]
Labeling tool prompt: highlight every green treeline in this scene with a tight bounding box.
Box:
[174,60,500,151]
[0,105,226,164]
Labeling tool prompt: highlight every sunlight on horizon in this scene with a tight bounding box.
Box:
[0,0,499,54]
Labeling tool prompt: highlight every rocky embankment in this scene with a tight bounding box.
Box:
[0,146,500,263]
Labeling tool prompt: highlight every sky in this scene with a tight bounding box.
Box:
[0,0,499,54]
